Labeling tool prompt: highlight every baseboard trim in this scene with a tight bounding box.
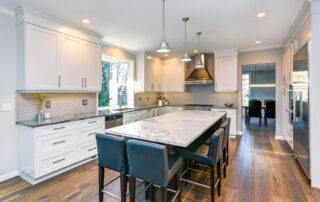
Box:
[0,170,19,182]
[275,135,285,140]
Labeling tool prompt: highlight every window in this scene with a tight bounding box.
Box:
[99,55,134,109]
[242,74,250,106]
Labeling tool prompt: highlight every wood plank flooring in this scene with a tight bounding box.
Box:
[1,119,320,202]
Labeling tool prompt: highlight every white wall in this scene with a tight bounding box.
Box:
[309,0,320,188]
[0,11,18,180]
[237,48,284,137]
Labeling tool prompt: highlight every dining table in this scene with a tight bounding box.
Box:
[242,105,266,123]
[105,110,227,148]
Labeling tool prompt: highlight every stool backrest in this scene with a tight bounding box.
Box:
[265,100,276,118]
[207,128,224,164]
[221,118,231,149]
[96,134,128,174]
[127,140,169,187]
[249,99,262,118]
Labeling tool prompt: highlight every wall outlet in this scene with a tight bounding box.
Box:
[45,101,51,108]
[82,99,88,106]
[147,97,149,101]
[139,97,142,101]
[1,103,12,112]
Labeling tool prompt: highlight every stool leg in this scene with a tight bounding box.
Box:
[160,187,167,202]
[129,176,136,202]
[217,160,221,196]
[98,166,104,202]
[226,141,229,166]
[120,173,127,202]
[223,149,227,178]
[176,169,182,202]
[210,166,215,202]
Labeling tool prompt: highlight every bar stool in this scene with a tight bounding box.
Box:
[126,140,183,202]
[96,134,128,202]
[220,118,231,178]
[175,128,224,202]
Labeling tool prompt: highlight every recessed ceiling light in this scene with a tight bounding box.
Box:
[193,49,198,53]
[257,12,266,18]
[123,43,128,47]
[164,54,168,57]
[60,27,67,33]
[146,56,153,60]
[82,18,91,24]
[256,41,262,44]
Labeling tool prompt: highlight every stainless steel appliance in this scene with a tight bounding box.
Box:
[185,54,214,85]
[183,104,214,111]
[291,42,310,178]
[105,114,123,129]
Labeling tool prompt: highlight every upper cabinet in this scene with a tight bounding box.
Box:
[214,49,238,92]
[136,52,185,93]
[162,59,185,92]
[16,9,102,92]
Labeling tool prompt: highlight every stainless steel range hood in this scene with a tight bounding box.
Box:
[185,53,214,85]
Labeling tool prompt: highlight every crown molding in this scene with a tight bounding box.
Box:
[239,44,283,53]
[0,6,14,16]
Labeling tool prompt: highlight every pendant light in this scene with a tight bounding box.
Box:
[181,17,191,62]
[157,0,171,53]
[195,32,204,68]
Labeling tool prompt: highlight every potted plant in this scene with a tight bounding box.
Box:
[32,93,50,121]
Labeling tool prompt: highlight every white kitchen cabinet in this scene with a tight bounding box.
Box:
[17,22,102,91]
[165,106,183,114]
[211,108,237,137]
[214,49,238,92]
[18,117,104,184]
[162,61,185,92]
[123,110,147,124]
[17,24,59,90]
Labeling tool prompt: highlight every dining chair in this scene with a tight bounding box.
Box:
[248,99,262,126]
[96,134,128,202]
[265,100,275,126]
[175,128,224,202]
[126,140,183,202]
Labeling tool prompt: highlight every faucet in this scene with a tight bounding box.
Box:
[119,92,123,110]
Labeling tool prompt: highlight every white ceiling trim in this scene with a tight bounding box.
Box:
[0,6,14,16]
[239,44,283,53]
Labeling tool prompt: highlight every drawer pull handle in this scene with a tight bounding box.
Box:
[88,121,97,124]
[53,158,65,164]
[88,132,96,136]
[53,126,65,130]
[88,147,96,152]
[53,140,66,145]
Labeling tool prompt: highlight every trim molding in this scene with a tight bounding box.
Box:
[0,170,19,182]
[0,6,14,16]
[275,135,285,140]
[239,44,283,53]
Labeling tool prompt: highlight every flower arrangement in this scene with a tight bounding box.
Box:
[32,93,50,114]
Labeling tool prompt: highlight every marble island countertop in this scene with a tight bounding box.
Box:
[105,110,226,147]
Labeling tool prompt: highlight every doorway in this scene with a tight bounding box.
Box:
[242,63,276,129]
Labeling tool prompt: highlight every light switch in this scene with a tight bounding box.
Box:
[2,103,12,112]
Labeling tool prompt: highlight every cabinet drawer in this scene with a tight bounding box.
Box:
[78,125,105,144]
[77,117,104,128]
[78,143,97,161]
[36,131,75,156]
[37,150,74,177]
[37,122,74,137]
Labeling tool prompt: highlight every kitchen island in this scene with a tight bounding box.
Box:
[105,110,226,147]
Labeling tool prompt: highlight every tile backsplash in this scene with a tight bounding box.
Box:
[16,93,97,121]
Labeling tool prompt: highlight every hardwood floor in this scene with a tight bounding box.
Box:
[1,119,320,202]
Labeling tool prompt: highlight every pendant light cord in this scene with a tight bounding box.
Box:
[184,20,187,51]
[163,0,165,36]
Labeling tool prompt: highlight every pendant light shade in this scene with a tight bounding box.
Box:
[181,17,191,62]
[194,32,204,68]
[157,0,171,53]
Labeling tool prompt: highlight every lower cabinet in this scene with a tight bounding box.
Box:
[18,117,104,184]
[211,108,237,137]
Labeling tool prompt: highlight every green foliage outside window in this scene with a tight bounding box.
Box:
[98,61,112,107]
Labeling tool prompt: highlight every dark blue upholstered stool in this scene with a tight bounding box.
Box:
[126,140,183,202]
[96,134,128,202]
[175,128,224,202]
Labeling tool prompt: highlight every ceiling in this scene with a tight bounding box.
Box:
[1,0,306,56]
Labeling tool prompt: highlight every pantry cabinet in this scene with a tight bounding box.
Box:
[17,23,101,91]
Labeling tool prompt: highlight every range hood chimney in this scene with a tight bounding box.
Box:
[185,53,214,85]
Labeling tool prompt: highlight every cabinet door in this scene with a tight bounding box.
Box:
[162,62,185,92]
[58,35,83,90]
[82,42,101,91]
[215,56,237,92]
[152,61,162,91]
[144,60,154,91]
[26,24,58,90]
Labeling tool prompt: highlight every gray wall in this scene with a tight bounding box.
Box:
[250,87,275,101]
[0,12,17,178]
